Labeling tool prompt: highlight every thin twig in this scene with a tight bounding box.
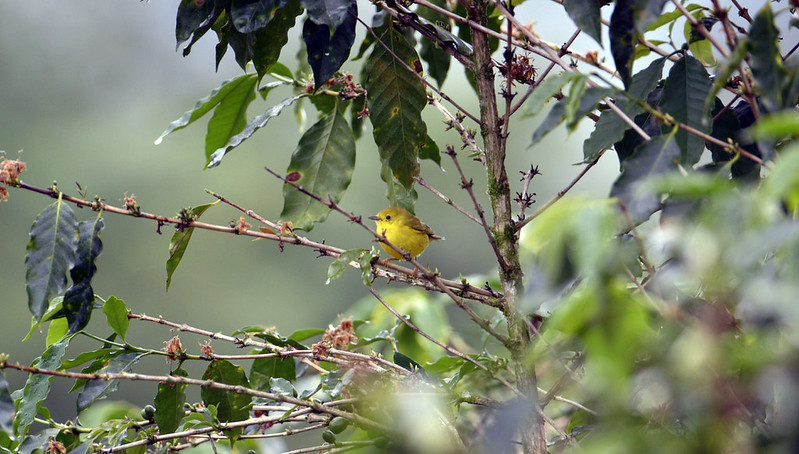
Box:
[415,176,482,225]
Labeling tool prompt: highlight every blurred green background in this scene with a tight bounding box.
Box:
[0,0,621,420]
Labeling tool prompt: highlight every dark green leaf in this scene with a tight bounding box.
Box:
[176,0,215,45]
[658,55,712,165]
[25,200,78,321]
[227,25,255,70]
[610,0,635,87]
[77,353,143,413]
[288,328,326,341]
[0,375,14,436]
[418,0,453,87]
[706,37,748,114]
[614,87,662,165]
[531,87,609,145]
[231,0,288,33]
[280,105,356,231]
[61,348,117,369]
[632,0,668,33]
[303,0,357,90]
[155,74,259,145]
[253,0,303,79]
[708,97,740,163]
[103,296,129,340]
[393,352,427,377]
[327,248,368,284]
[301,0,355,30]
[205,75,259,166]
[610,132,680,221]
[208,94,304,168]
[562,0,602,45]
[64,217,104,334]
[749,5,791,111]
[166,201,219,290]
[270,377,296,396]
[201,360,252,426]
[14,336,72,438]
[419,134,441,166]
[364,24,427,188]
[251,353,296,391]
[583,57,666,160]
[154,368,189,434]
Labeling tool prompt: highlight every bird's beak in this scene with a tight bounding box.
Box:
[368,215,382,221]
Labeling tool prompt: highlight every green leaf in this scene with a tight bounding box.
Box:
[357,248,377,286]
[523,72,580,117]
[288,328,326,341]
[749,110,799,141]
[230,0,287,33]
[583,57,666,160]
[46,318,68,347]
[176,0,215,45]
[530,87,610,146]
[364,24,428,189]
[610,132,680,221]
[22,297,65,342]
[300,0,353,30]
[270,377,296,396]
[14,336,72,438]
[419,134,441,166]
[25,199,79,321]
[76,353,143,413]
[154,368,189,434]
[201,360,252,429]
[610,0,635,88]
[706,38,748,114]
[103,296,129,340]
[303,0,357,91]
[418,0,453,87]
[166,201,219,290]
[253,0,303,80]
[562,0,602,45]
[658,55,712,165]
[632,0,668,33]
[205,75,259,166]
[251,352,296,391]
[682,9,717,66]
[208,95,305,168]
[565,74,589,128]
[62,348,118,369]
[154,74,259,145]
[393,352,427,376]
[749,5,791,111]
[280,104,356,231]
[0,375,14,436]
[327,248,368,284]
[381,163,418,211]
[64,217,104,334]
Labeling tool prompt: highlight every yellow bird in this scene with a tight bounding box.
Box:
[369,207,444,260]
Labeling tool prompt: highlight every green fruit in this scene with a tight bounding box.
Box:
[140,405,156,420]
[328,417,349,434]
[374,437,389,449]
[322,430,337,444]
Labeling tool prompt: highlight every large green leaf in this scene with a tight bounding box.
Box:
[253,0,303,79]
[562,0,602,45]
[176,0,215,45]
[302,0,357,90]
[364,24,428,189]
[583,57,666,160]
[25,199,79,321]
[166,201,219,290]
[610,132,680,221]
[530,86,610,146]
[201,360,252,430]
[658,55,712,165]
[205,76,259,166]
[749,5,791,111]
[610,0,635,88]
[14,336,72,438]
[230,0,288,33]
[155,74,258,145]
[250,352,297,391]
[154,368,189,434]
[63,216,104,334]
[280,104,355,230]
[208,94,304,167]
[76,353,143,413]
[417,0,452,87]
[300,0,354,30]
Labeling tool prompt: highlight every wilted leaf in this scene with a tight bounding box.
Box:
[303,0,357,90]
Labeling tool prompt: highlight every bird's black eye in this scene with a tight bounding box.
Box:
[385,215,391,220]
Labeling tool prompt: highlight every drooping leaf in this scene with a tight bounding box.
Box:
[253,0,303,79]
[530,87,610,145]
[63,217,104,334]
[583,57,666,160]
[419,134,441,166]
[155,74,259,145]
[14,336,73,438]
[418,0,453,87]
[102,296,129,340]
[154,368,189,434]
[208,94,305,167]
[364,23,428,188]
[205,75,259,166]
[201,360,252,432]
[251,352,297,391]
[77,353,143,413]
[658,55,712,165]
[327,248,368,284]
[176,0,215,45]
[382,162,418,211]
[166,201,219,290]
[614,87,662,165]
[609,0,635,88]
[610,132,680,221]
[749,5,791,111]
[227,25,255,70]
[230,0,288,33]
[300,0,353,30]
[303,0,357,90]
[523,72,581,117]
[280,104,356,231]
[562,0,602,45]
[25,199,79,321]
